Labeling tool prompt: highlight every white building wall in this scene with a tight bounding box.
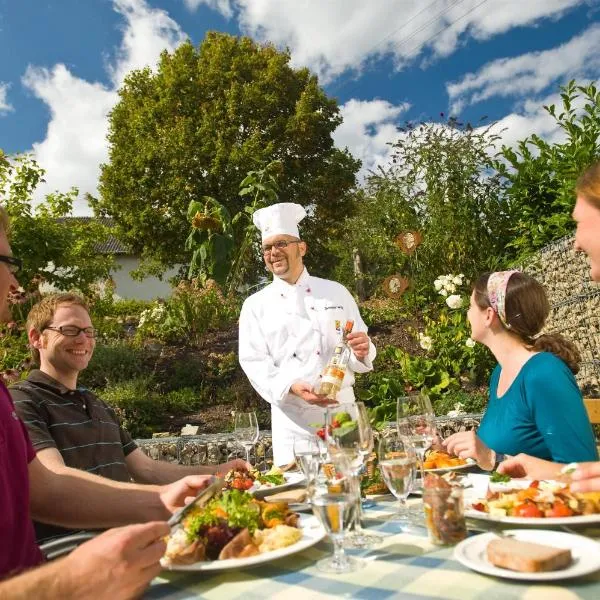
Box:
[111,256,180,300]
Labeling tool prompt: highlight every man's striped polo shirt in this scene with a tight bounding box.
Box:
[11,369,138,542]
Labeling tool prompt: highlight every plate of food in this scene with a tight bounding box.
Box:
[454,529,600,581]
[464,475,600,525]
[162,488,325,571]
[423,450,475,473]
[222,467,305,498]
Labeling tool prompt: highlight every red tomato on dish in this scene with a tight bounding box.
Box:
[529,480,540,489]
[513,503,543,518]
[545,502,573,518]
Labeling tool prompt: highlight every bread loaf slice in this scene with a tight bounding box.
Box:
[487,538,572,572]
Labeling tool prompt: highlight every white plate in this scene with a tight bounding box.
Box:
[424,458,476,474]
[162,513,325,572]
[251,472,305,498]
[463,474,600,526]
[454,529,600,581]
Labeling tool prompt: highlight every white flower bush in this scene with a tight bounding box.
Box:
[433,273,464,297]
[465,337,476,348]
[445,294,463,309]
[418,333,433,351]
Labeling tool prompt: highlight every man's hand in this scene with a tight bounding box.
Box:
[63,521,168,600]
[158,474,213,513]
[442,430,494,470]
[290,382,339,407]
[496,453,560,480]
[570,461,600,493]
[347,331,370,360]
[216,458,251,473]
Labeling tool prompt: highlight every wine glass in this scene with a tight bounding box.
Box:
[293,436,321,483]
[378,431,417,524]
[308,453,364,574]
[397,393,437,481]
[233,411,259,465]
[325,402,381,548]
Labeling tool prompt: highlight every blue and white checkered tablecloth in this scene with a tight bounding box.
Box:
[146,497,600,600]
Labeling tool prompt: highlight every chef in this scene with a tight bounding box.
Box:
[238,202,376,465]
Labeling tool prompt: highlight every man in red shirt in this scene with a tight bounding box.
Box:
[0,207,210,597]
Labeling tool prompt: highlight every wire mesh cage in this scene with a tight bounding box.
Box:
[522,235,600,396]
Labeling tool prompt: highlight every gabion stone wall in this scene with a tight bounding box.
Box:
[522,234,600,396]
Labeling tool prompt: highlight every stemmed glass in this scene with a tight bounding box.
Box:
[378,431,417,524]
[308,453,364,573]
[325,402,381,548]
[397,393,436,481]
[233,411,259,465]
[293,436,321,483]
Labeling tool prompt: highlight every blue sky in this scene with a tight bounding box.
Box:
[1,0,599,213]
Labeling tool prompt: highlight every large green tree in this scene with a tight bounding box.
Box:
[493,81,600,262]
[95,32,360,279]
[0,151,114,293]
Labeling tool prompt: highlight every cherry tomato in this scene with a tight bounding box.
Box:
[513,502,543,518]
[545,502,573,518]
[529,480,540,489]
[471,502,486,512]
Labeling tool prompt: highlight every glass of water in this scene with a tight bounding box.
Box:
[378,431,417,523]
[293,436,321,483]
[309,455,364,573]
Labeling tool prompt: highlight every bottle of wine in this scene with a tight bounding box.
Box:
[317,320,354,400]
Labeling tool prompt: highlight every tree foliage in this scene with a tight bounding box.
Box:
[493,81,600,262]
[96,32,360,280]
[0,151,114,293]
[331,118,510,296]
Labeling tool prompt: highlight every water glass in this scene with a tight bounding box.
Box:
[378,433,417,523]
[293,436,321,483]
[233,411,259,465]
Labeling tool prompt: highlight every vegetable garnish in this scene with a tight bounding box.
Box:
[490,471,512,483]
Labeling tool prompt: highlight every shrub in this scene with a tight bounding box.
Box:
[100,376,163,439]
[79,341,146,388]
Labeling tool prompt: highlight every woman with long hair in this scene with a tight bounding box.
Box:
[443,270,598,469]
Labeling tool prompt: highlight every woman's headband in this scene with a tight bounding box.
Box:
[487,270,519,328]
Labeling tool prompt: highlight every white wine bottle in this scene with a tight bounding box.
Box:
[318,320,354,400]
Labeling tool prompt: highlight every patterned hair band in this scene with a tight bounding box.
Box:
[487,270,519,328]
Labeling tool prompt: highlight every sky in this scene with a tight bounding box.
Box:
[1,0,599,214]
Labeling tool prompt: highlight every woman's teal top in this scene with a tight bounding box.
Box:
[477,352,598,463]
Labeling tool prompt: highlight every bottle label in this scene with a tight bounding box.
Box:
[322,367,344,384]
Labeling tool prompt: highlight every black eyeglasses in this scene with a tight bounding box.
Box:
[0,255,22,274]
[262,240,302,255]
[44,325,97,338]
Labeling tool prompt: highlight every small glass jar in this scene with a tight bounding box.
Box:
[423,485,467,546]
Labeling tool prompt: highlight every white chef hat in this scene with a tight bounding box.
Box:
[252,203,307,242]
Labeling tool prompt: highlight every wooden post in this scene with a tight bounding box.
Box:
[353,248,366,301]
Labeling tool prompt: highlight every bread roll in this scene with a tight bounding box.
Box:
[487,538,572,572]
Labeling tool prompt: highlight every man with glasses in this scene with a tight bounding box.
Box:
[12,292,248,544]
[0,207,211,596]
[239,203,376,465]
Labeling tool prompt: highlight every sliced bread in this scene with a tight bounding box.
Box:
[487,537,572,572]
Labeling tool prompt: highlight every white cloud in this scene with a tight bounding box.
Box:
[183,0,233,18]
[0,82,13,115]
[192,0,586,83]
[21,0,186,213]
[333,99,410,179]
[447,23,600,114]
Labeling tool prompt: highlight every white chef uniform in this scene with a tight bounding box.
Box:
[239,202,376,464]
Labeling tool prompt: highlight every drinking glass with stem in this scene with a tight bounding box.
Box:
[233,411,259,465]
[378,430,417,525]
[293,435,321,484]
[308,452,364,574]
[325,402,382,548]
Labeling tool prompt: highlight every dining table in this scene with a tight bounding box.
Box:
[145,490,600,600]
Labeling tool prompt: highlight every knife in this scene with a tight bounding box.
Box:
[167,476,225,529]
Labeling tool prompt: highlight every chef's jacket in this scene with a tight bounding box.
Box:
[238,268,376,464]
